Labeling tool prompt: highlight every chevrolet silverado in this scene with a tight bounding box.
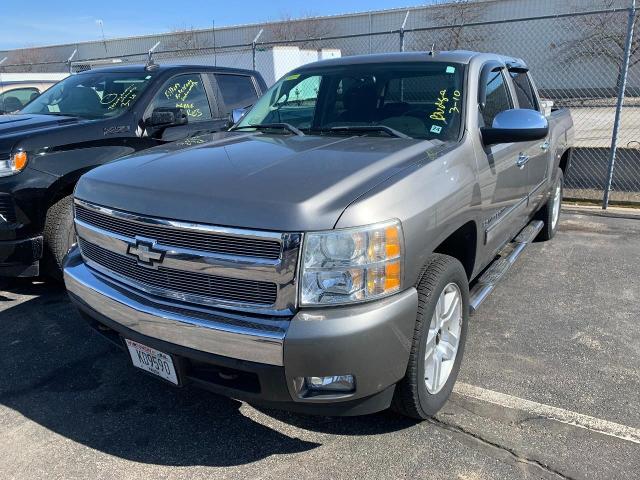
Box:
[64,51,573,418]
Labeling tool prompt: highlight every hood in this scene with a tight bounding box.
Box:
[0,114,87,155]
[0,114,82,136]
[76,132,450,231]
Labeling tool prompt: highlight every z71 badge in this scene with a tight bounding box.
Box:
[103,125,131,136]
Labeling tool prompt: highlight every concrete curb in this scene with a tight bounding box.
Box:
[562,204,640,220]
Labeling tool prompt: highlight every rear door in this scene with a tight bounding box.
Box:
[509,70,550,211]
[478,65,529,251]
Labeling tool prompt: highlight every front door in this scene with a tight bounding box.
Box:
[478,67,529,253]
[144,73,223,141]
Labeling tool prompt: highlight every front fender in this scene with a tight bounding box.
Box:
[336,145,479,288]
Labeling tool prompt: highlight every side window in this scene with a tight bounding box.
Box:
[287,76,321,103]
[212,74,259,115]
[0,87,40,112]
[481,69,512,127]
[150,74,212,121]
[242,74,321,128]
[509,71,539,111]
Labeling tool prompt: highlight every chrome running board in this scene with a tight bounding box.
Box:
[469,220,543,313]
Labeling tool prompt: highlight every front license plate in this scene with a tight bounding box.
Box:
[125,339,179,385]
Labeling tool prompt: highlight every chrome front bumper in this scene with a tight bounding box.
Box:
[65,244,421,412]
[63,247,287,366]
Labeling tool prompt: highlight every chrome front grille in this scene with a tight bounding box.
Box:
[73,199,301,315]
[79,239,278,305]
[75,204,281,259]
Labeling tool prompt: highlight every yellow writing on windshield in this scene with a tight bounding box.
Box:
[430,89,462,124]
[449,90,461,114]
[101,85,139,110]
[164,80,198,102]
[430,90,449,123]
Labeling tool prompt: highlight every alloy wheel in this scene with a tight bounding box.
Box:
[424,282,463,394]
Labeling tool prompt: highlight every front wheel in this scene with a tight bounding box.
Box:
[43,195,76,281]
[392,254,469,419]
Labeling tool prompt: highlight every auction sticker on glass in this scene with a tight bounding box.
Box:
[125,339,178,385]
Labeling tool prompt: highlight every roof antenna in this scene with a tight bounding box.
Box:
[430,43,436,56]
[146,41,161,71]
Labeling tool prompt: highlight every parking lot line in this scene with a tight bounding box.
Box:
[454,383,640,445]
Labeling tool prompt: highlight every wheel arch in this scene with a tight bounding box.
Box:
[558,148,571,175]
[45,167,92,209]
[430,220,478,281]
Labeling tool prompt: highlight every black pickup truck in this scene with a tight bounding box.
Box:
[0,64,267,278]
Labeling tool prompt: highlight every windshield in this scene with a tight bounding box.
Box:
[238,62,465,140]
[21,71,155,119]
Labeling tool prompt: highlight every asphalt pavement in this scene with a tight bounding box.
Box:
[0,210,638,480]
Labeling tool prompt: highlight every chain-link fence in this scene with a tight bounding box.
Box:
[0,0,638,207]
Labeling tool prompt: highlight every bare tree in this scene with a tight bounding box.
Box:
[268,12,335,48]
[561,1,639,87]
[430,0,484,51]
[165,26,202,52]
[404,0,485,53]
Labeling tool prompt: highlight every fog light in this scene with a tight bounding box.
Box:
[304,375,355,393]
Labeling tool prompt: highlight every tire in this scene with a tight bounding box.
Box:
[392,254,469,419]
[43,194,76,281]
[535,169,564,241]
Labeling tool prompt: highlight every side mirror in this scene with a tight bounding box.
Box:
[148,107,188,128]
[228,107,249,128]
[481,109,548,146]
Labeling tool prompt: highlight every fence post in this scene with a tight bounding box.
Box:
[66,49,77,74]
[252,29,264,71]
[399,10,410,52]
[603,0,637,209]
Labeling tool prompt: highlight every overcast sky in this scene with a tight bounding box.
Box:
[1,0,432,50]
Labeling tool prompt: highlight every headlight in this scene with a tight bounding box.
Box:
[0,151,28,177]
[300,220,403,306]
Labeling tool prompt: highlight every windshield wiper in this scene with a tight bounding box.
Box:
[230,123,305,136]
[327,125,411,139]
[37,112,81,119]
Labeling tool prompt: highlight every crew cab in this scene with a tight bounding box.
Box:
[64,51,573,418]
[0,64,266,278]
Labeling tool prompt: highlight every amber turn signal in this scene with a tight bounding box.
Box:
[13,151,28,171]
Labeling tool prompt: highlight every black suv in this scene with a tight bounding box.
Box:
[0,64,267,278]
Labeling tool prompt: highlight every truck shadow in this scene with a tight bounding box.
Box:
[0,282,415,467]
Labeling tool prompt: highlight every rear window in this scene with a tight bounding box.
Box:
[213,74,259,113]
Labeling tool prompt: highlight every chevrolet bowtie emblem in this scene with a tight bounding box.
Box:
[126,239,165,268]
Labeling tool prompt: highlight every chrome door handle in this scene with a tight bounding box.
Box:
[516,153,530,168]
[540,141,551,152]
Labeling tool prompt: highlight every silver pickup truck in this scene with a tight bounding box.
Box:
[63,51,573,419]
